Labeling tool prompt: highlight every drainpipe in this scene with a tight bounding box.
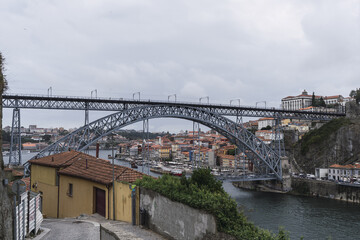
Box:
[107,185,110,220]
[57,173,60,218]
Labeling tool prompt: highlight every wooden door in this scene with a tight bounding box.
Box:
[95,188,106,217]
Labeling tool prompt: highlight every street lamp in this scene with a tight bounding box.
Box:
[199,96,209,104]
[91,89,97,98]
[230,99,241,106]
[168,94,177,102]
[256,101,266,108]
[133,92,140,101]
[47,87,52,97]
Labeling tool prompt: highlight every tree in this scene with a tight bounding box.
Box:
[349,90,356,98]
[190,168,224,193]
[319,97,326,107]
[227,148,236,155]
[261,125,272,130]
[349,88,360,104]
[0,52,13,239]
[43,134,52,143]
[311,92,316,106]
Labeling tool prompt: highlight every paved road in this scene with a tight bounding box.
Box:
[41,218,100,240]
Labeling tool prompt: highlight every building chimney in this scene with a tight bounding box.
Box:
[96,143,100,158]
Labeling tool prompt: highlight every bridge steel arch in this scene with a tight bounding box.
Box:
[30,105,282,180]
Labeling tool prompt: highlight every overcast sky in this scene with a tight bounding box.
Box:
[1,0,359,132]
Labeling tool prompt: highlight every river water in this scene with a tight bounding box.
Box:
[5,150,360,239]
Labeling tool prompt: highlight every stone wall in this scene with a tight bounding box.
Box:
[291,178,360,203]
[140,188,217,240]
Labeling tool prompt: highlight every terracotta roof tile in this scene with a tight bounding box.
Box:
[28,150,82,168]
[9,177,31,191]
[58,152,147,185]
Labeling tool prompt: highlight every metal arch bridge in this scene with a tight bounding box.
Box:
[29,105,283,180]
[3,93,346,174]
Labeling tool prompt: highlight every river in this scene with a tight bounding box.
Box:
[4,150,360,239]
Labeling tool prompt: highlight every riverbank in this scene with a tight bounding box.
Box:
[232,177,360,203]
[232,180,286,194]
[290,177,360,203]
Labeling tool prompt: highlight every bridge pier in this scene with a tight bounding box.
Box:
[9,107,22,166]
[233,157,292,192]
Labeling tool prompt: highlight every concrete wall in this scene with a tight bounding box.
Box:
[109,181,139,223]
[100,225,120,240]
[291,178,360,203]
[140,188,216,240]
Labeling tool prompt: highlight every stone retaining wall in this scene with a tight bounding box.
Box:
[291,177,360,203]
[140,188,217,240]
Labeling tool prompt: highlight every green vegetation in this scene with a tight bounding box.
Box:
[115,130,167,140]
[300,117,351,155]
[1,130,11,143]
[349,88,360,104]
[261,125,272,130]
[227,148,236,155]
[136,169,289,240]
[311,92,326,107]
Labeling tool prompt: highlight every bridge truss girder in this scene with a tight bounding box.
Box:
[29,105,283,180]
[3,94,344,120]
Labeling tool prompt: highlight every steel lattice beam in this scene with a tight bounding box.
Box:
[3,94,345,120]
[29,105,284,180]
[9,108,21,165]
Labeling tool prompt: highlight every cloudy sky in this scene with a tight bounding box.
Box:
[1,0,359,132]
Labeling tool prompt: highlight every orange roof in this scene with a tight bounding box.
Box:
[259,117,274,121]
[299,106,315,110]
[4,168,24,177]
[329,164,356,169]
[58,152,147,185]
[28,150,82,168]
[218,154,235,160]
[22,143,37,147]
[324,95,342,100]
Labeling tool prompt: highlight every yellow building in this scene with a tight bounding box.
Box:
[159,146,171,159]
[29,151,82,218]
[29,150,145,222]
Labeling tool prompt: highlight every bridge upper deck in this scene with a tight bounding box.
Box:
[3,94,346,120]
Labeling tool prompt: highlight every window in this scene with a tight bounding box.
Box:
[68,183,73,197]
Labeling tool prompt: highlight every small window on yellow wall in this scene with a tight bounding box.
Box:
[67,183,73,197]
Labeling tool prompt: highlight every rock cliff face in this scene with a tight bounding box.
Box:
[292,102,360,173]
